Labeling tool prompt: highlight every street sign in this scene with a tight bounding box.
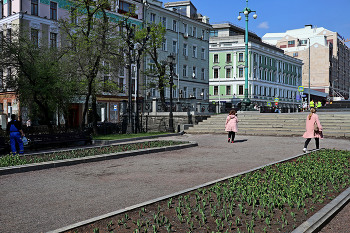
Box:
[267,102,271,106]
[275,102,278,106]
[114,105,117,111]
[298,86,304,92]
[274,98,279,102]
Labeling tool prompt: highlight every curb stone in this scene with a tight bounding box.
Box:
[292,186,350,233]
[48,149,342,233]
[92,132,184,145]
[0,140,197,176]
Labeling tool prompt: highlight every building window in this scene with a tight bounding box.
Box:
[192,46,197,58]
[264,57,267,65]
[300,40,307,45]
[288,40,295,45]
[162,39,167,51]
[172,41,177,53]
[226,68,231,78]
[172,20,177,32]
[192,66,196,78]
[209,30,218,37]
[238,85,243,95]
[214,68,219,78]
[293,52,298,57]
[183,87,187,98]
[239,68,243,77]
[270,59,272,66]
[7,0,12,16]
[183,43,187,56]
[31,0,38,16]
[50,33,57,48]
[264,70,268,80]
[226,86,231,95]
[150,13,156,23]
[239,53,243,62]
[183,65,187,77]
[259,55,262,64]
[201,48,205,60]
[31,29,39,46]
[192,26,196,37]
[70,7,77,24]
[201,68,205,80]
[213,54,218,63]
[214,86,218,95]
[201,29,205,40]
[193,87,196,98]
[226,54,231,62]
[119,78,124,93]
[162,17,167,28]
[254,53,257,62]
[50,2,57,20]
[172,64,177,75]
[183,23,187,34]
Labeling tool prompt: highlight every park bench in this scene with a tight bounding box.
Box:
[28,132,92,150]
[0,136,10,154]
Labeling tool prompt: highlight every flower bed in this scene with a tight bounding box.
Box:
[0,140,188,167]
[62,149,350,233]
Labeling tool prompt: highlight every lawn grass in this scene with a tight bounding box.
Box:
[92,132,172,140]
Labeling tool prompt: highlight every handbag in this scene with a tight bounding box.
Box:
[314,121,319,132]
[22,136,28,146]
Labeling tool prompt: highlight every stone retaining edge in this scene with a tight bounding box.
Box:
[47,149,323,233]
[92,132,184,145]
[292,186,350,233]
[0,140,197,176]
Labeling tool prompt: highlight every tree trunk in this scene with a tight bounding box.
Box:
[92,92,98,135]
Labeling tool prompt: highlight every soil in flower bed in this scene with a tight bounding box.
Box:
[65,149,350,233]
[0,140,188,167]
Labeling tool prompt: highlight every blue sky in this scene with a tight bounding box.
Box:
[191,0,350,46]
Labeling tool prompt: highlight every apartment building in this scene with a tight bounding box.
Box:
[209,22,303,109]
[143,0,211,104]
[0,0,143,125]
[263,25,350,100]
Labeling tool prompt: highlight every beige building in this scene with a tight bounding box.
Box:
[263,25,350,100]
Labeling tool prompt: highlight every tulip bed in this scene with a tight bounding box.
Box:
[0,140,187,167]
[65,149,350,233]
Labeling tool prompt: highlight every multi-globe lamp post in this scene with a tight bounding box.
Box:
[238,0,257,110]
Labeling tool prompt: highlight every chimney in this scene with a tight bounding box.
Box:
[305,24,313,29]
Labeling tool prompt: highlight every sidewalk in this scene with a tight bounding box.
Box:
[0,134,349,232]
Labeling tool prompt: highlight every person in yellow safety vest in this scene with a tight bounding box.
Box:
[317,101,322,108]
[310,100,314,108]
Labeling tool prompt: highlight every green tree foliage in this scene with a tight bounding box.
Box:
[136,22,168,110]
[0,25,76,130]
[59,0,125,133]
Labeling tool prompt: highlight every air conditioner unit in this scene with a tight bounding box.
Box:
[184,32,188,38]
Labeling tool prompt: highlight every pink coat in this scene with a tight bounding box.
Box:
[302,113,323,139]
[225,115,238,132]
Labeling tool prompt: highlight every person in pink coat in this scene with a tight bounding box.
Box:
[302,107,323,152]
[225,110,239,143]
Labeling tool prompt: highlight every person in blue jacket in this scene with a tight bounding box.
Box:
[6,114,25,155]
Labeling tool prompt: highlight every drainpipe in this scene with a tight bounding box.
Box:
[177,13,180,102]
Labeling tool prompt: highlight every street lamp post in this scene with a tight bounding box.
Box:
[167,53,175,133]
[238,0,257,111]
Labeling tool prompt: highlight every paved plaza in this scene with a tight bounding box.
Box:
[0,134,350,232]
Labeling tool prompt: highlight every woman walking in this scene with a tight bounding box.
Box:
[225,110,238,143]
[302,107,323,153]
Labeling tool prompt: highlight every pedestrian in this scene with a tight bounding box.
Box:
[317,101,322,108]
[225,109,238,143]
[310,99,314,108]
[6,114,25,155]
[302,108,323,153]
